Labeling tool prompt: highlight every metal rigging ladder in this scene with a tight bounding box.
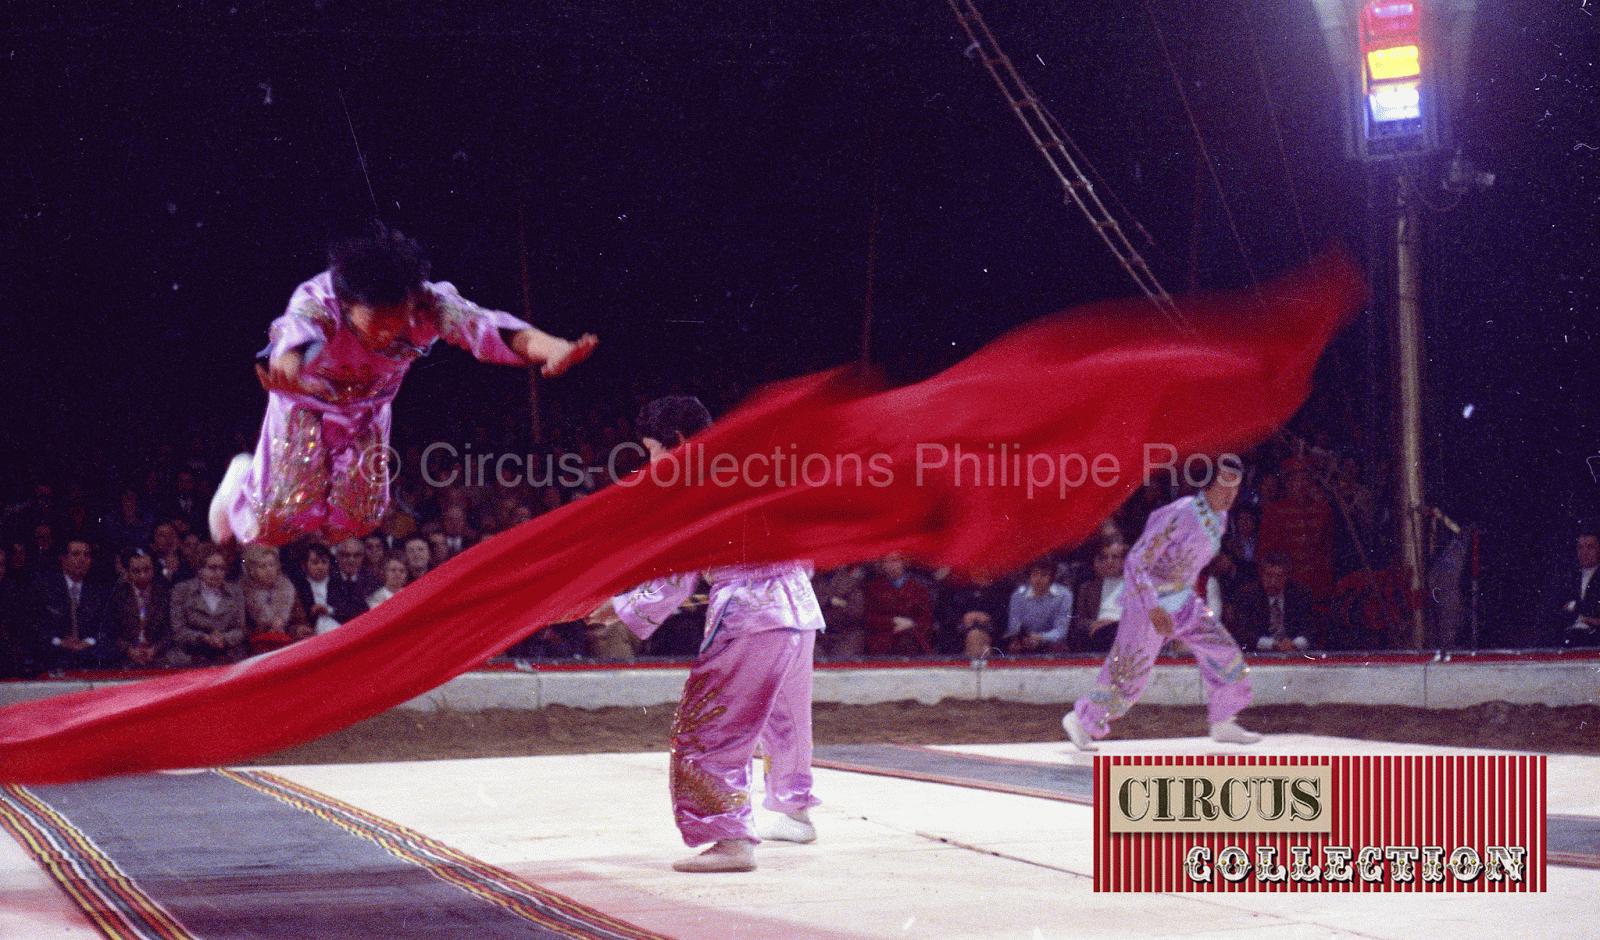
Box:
[946,0,1187,331]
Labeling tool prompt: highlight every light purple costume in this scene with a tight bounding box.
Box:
[613,561,824,847]
[225,272,533,545]
[1073,492,1251,739]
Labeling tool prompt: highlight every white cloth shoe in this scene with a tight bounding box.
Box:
[672,839,756,873]
[1062,711,1098,751]
[758,810,816,844]
[208,453,253,544]
[1210,720,1262,745]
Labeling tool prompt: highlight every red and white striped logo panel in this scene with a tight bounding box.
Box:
[1094,754,1545,892]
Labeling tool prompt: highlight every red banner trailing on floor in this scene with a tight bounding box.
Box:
[0,252,1364,784]
[1095,754,1547,892]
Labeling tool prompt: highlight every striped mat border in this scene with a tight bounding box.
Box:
[0,770,673,940]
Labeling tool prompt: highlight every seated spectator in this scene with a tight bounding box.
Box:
[813,564,867,658]
[934,569,1011,658]
[861,553,935,655]
[362,534,390,584]
[169,546,248,666]
[376,503,419,545]
[28,539,112,673]
[509,620,586,660]
[292,543,343,635]
[1218,503,1260,591]
[1259,465,1335,605]
[104,487,155,556]
[1544,530,1600,648]
[428,531,453,570]
[1004,560,1072,654]
[149,522,193,589]
[178,530,207,579]
[159,468,208,537]
[437,505,478,560]
[1227,550,1319,652]
[240,544,311,655]
[367,556,409,608]
[0,544,27,677]
[329,538,377,623]
[585,616,643,661]
[402,535,433,583]
[1071,537,1127,653]
[111,547,173,668]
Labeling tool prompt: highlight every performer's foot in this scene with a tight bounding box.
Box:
[1063,711,1098,751]
[757,809,816,844]
[1210,720,1262,745]
[540,333,598,377]
[209,453,253,544]
[672,839,756,873]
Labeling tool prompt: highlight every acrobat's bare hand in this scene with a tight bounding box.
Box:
[1149,607,1176,638]
[586,598,618,626]
[541,333,598,377]
[256,351,307,394]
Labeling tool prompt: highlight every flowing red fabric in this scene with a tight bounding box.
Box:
[0,253,1364,784]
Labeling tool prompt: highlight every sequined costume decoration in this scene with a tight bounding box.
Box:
[225,272,535,545]
[668,673,747,826]
[1073,492,1252,738]
[614,561,823,846]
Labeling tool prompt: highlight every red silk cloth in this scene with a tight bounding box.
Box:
[0,254,1363,783]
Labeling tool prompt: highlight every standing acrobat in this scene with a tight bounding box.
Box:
[1063,461,1261,750]
[209,228,596,546]
[589,395,823,873]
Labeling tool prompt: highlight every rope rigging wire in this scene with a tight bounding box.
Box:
[945,0,1192,334]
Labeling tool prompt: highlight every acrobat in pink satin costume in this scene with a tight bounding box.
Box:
[1071,492,1252,739]
[223,272,535,545]
[613,561,824,847]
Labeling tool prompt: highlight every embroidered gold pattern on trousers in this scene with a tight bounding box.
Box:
[669,672,747,817]
[1090,640,1155,721]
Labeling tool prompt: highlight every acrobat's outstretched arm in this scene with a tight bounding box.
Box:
[510,328,598,377]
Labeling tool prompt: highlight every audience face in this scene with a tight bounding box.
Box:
[180,532,204,568]
[428,531,449,564]
[245,549,281,587]
[383,558,408,591]
[304,551,331,583]
[1578,535,1600,571]
[404,538,431,575]
[1027,566,1053,596]
[152,523,179,555]
[198,552,228,590]
[1093,541,1127,580]
[364,536,386,568]
[335,540,365,578]
[127,554,156,590]
[1259,561,1289,597]
[441,507,468,538]
[61,541,92,580]
[33,523,54,560]
[880,554,907,581]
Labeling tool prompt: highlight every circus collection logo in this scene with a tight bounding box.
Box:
[1094,755,1544,892]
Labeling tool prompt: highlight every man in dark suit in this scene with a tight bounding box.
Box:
[1546,531,1600,648]
[328,538,378,623]
[1227,550,1319,652]
[28,539,112,672]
